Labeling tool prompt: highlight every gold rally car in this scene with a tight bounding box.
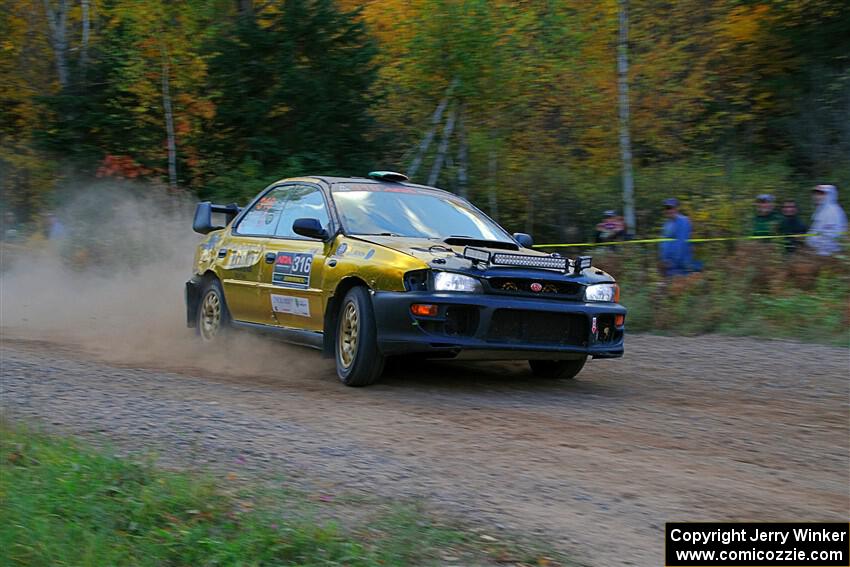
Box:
[186,172,625,386]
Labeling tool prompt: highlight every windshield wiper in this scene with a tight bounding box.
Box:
[353,232,403,237]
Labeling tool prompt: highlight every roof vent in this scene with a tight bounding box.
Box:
[368,171,409,182]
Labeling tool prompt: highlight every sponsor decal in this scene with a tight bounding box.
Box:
[272,252,313,289]
[199,234,221,263]
[364,248,375,260]
[271,294,311,317]
[335,183,417,194]
[224,246,261,269]
[591,316,598,335]
[200,233,220,251]
[336,243,348,256]
[530,282,543,292]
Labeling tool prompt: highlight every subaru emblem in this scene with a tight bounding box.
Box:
[530,282,543,292]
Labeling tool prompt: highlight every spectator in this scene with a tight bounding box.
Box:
[2,211,19,241]
[751,194,781,237]
[807,184,847,256]
[659,198,697,276]
[594,210,626,243]
[778,199,807,254]
[43,212,67,241]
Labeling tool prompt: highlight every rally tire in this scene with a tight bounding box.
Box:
[196,278,230,343]
[335,286,385,386]
[528,357,587,380]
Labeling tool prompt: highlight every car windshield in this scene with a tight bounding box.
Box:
[332,185,513,242]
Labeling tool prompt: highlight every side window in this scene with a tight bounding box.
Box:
[236,188,289,236]
[274,185,330,238]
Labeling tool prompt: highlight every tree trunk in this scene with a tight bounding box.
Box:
[407,77,458,179]
[456,105,468,198]
[427,105,457,186]
[488,149,499,220]
[161,49,178,190]
[80,0,90,71]
[617,0,636,235]
[42,0,69,89]
[237,0,254,19]
[525,183,535,235]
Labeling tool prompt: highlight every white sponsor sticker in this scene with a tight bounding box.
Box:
[271,294,311,317]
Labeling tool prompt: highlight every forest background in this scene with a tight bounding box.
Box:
[2,0,849,341]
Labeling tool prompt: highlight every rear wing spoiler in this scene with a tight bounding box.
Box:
[193,201,242,234]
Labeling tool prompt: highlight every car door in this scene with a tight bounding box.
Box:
[219,189,289,324]
[257,183,333,331]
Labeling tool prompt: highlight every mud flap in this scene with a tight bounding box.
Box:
[185,278,202,328]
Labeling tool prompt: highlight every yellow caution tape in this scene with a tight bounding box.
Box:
[533,233,819,249]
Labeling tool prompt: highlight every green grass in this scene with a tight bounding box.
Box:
[0,424,567,566]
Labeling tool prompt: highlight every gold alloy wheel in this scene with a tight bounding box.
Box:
[339,300,359,369]
[200,290,222,341]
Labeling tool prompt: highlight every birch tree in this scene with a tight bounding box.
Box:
[456,104,468,198]
[427,104,457,186]
[41,0,69,88]
[407,77,458,179]
[79,0,90,71]
[618,0,636,235]
[161,46,177,189]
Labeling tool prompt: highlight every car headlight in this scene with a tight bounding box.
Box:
[584,283,619,302]
[433,272,482,293]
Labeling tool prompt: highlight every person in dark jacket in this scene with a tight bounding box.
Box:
[778,199,807,253]
[594,210,627,243]
[751,194,781,236]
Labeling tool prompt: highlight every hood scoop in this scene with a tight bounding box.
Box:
[410,244,456,255]
[443,237,519,251]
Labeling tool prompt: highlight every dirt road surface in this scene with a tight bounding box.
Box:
[2,334,848,566]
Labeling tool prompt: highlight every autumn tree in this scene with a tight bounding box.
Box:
[198,0,381,201]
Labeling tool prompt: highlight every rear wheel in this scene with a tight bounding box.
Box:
[335,287,384,386]
[197,278,230,342]
[528,357,587,380]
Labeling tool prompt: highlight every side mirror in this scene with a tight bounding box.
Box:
[513,232,534,248]
[293,217,329,240]
[193,202,224,234]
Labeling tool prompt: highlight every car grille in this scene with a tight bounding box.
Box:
[486,309,588,346]
[487,278,582,299]
[419,306,479,338]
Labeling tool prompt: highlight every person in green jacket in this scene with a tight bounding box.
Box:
[751,194,782,237]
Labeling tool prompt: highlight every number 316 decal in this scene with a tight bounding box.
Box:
[273,252,313,289]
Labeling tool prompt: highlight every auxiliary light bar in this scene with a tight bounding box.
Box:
[491,252,568,271]
[462,246,593,275]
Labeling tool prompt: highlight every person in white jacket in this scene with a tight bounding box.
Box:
[807,184,847,256]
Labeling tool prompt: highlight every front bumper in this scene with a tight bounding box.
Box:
[371,291,625,360]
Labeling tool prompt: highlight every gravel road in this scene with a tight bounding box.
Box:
[1,333,848,566]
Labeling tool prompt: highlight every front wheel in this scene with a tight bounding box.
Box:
[528,357,587,380]
[335,287,385,386]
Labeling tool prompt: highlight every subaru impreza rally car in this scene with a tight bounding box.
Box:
[186,171,625,386]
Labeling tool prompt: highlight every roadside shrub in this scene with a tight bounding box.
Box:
[603,242,849,345]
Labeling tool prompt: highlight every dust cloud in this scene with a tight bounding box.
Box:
[0,183,329,381]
